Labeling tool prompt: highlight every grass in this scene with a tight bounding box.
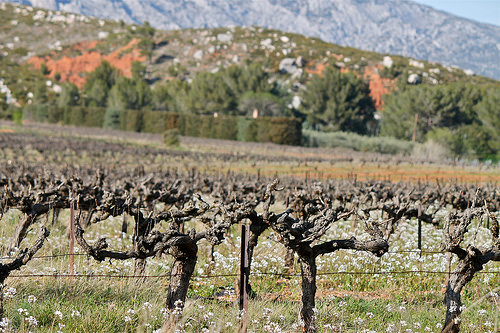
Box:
[1,204,499,332]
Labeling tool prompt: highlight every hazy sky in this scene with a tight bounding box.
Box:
[413,0,500,26]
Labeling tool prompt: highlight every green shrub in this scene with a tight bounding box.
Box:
[121,109,143,132]
[213,116,238,140]
[163,128,180,146]
[142,111,179,133]
[103,108,122,130]
[303,129,414,155]
[236,118,253,141]
[12,108,23,125]
[23,104,50,122]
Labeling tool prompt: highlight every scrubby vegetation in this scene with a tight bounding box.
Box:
[0,2,499,160]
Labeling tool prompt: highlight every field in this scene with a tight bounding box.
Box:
[0,121,499,332]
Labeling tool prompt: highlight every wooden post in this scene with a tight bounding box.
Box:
[239,222,250,333]
[69,200,75,277]
[417,203,422,255]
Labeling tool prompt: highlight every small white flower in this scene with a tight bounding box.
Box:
[58,323,65,329]
[477,309,487,316]
[3,287,16,299]
[0,318,10,328]
[25,316,38,327]
[160,307,169,318]
[124,315,132,322]
[71,310,81,317]
[54,310,63,320]
[366,312,374,319]
[237,309,246,320]
[27,295,37,303]
[225,322,233,327]
[143,302,153,311]
[17,308,29,316]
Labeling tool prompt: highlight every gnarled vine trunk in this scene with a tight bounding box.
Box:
[166,240,198,311]
[299,254,317,333]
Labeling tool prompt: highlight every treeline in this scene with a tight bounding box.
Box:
[381,83,500,160]
[65,60,293,118]
[22,104,302,146]
[22,60,302,145]
[5,59,500,159]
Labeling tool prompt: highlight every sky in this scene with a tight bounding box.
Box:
[413,0,500,26]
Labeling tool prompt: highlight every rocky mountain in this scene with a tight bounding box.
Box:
[1,0,499,80]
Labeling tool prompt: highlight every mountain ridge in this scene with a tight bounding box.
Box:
[2,0,500,79]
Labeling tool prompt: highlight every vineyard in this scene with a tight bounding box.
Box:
[0,123,499,332]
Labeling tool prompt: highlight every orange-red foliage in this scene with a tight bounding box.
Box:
[27,39,146,89]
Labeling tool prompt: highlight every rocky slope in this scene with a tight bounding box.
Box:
[2,0,499,79]
[0,2,497,109]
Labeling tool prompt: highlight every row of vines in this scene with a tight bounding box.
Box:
[0,131,499,332]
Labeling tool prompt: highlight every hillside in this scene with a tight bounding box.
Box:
[1,3,499,161]
[0,2,496,109]
[1,0,499,80]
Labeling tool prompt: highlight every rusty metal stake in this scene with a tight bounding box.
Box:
[69,200,75,277]
[239,222,250,333]
[417,203,422,256]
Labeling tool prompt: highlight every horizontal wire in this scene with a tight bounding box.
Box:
[0,250,445,261]
[7,270,500,279]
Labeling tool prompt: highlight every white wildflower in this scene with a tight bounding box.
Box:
[17,308,29,316]
[3,287,16,299]
[25,316,38,327]
[54,310,63,320]
[27,295,37,303]
[160,307,169,318]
